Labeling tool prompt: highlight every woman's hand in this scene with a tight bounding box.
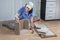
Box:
[15,13,19,23]
[15,17,19,23]
[30,16,34,27]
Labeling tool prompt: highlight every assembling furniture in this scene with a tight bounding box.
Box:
[2,20,29,35]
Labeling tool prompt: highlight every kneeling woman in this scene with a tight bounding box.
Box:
[15,2,35,29]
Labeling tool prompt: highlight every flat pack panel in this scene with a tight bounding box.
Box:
[34,22,57,38]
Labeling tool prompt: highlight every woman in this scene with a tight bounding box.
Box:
[15,2,34,29]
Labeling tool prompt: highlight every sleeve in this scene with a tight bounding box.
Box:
[31,12,35,17]
[17,7,24,15]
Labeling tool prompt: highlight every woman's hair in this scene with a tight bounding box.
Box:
[28,8,33,14]
[25,4,33,15]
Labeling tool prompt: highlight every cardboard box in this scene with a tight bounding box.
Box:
[15,19,29,35]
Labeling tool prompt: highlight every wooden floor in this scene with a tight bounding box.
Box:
[0,20,60,40]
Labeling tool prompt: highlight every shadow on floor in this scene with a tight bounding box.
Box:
[0,20,16,35]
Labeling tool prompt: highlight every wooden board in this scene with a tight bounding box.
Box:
[34,23,57,38]
[2,20,29,35]
[13,19,29,35]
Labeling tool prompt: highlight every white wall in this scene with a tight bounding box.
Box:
[0,0,14,21]
[0,0,41,21]
[14,0,41,18]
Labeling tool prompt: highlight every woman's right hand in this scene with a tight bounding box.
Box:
[15,17,19,22]
[15,13,19,23]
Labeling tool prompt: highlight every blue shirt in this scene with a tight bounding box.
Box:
[18,6,34,20]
